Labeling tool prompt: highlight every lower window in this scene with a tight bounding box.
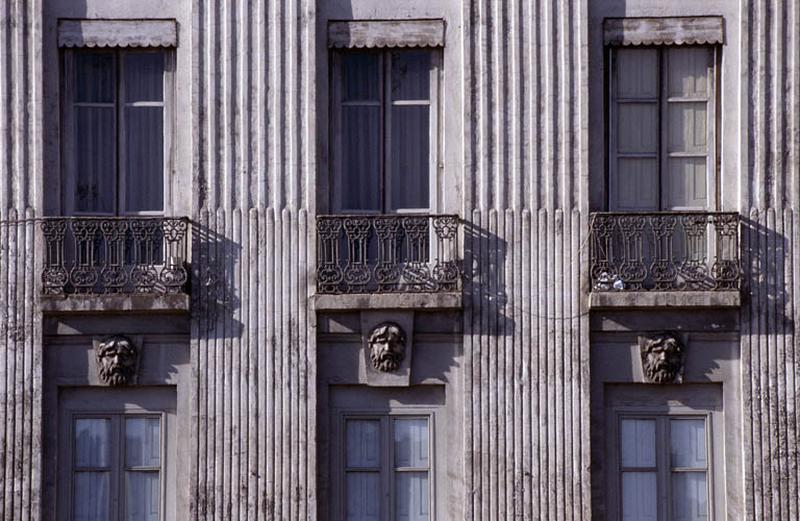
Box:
[342,415,432,521]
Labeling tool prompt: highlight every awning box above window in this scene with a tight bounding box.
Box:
[328,20,444,49]
[604,17,724,46]
[58,19,177,48]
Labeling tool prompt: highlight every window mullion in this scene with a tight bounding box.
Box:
[385,416,393,521]
[658,49,666,211]
[113,414,123,521]
[116,51,124,216]
[382,52,391,213]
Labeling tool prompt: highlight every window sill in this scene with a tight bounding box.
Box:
[39,293,190,313]
[589,290,740,310]
[313,291,462,311]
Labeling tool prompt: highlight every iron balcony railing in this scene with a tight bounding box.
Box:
[41,217,190,295]
[316,214,461,294]
[589,212,740,292]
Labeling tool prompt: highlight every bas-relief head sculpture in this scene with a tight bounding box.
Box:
[640,332,685,384]
[95,335,139,386]
[368,322,406,373]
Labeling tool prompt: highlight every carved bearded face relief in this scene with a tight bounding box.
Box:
[368,322,406,372]
[95,335,139,386]
[640,333,684,384]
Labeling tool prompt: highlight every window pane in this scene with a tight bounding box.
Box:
[620,419,656,468]
[124,53,165,103]
[74,418,111,468]
[126,417,161,467]
[125,471,161,521]
[671,419,707,468]
[615,48,658,99]
[621,471,657,521]
[125,106,164,212]
[394,418,429,468]
[75,106,116,213]
[395,471,429,521]
[617,103,658,154]
[668,102,708,153]
[346,420,380,468]
[75,52,115,103]
[390,105,430,210]
[667,47,711,98]
[342,105,381,210]
[343,53,380,101]
[346,472,380,521]
[74,471,110,521]
[614,158,658,211]
[672,472,709,521]
[391,51,431,100]
[665,157,707,209]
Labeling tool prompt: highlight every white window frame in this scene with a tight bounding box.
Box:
[331,407,439,521]
[330,49,441,215]
[607,45,719,212]
[606,394,725,520]
[62,48,175,217]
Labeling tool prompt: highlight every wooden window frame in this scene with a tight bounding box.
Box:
[330,48,442,215]
[61,48,175,217]
[607,45,720,212]
[333,410,437,521]
[606,400,725,521]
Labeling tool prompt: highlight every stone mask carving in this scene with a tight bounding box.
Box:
[95,335,139,386]
[640,332,684,384]
[368,322,406,372]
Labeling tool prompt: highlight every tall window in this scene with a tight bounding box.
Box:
[70,414,163,521]
[331,50,439,213]
[341,415,431,520]
[608,46,717,211]
[63,50,169,215]
[618,415,710,520]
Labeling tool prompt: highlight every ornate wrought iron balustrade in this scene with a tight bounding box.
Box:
[41,217,190,295]
[317,214,461,294]
[589,212,740,292]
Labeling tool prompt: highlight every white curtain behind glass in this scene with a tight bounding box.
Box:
[73,419,111,521]
[125,418,161,521]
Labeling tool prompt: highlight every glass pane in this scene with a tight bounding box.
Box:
[346,472,380,521]
[126,417,161,467]
[668,102,708,153]
[391,51,431,100]
[341,105,381,210]
[125,471,161,521]
[390,105,430,210]
[395,471,429,521]
[74,419,111,468]
[617,103,658,154]
[621,471,657,521]
[394,418,429,468]
[75,106,116,213]
[665,157,707,209]
[667,47,711,98]
[672,472,709,521]
[75,52,115,103]
[615,48,658,99]
[614,158,659,211]
[671,419,707,468]
[124,53,165,103]
[620,419,656,468]
[125,106,164,212]
[343,53,380,101]
[73,471,110,521]
[346,420,380,468]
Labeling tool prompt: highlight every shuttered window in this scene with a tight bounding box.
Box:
[609,47,717,211]
[331,50,440,213]
[63,50,170,215]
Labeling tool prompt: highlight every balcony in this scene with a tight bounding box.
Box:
[40,217,190,305]
[315,214,461,305]
[589,212,741,308]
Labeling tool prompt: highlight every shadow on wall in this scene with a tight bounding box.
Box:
[740,215,794,333]
[462,220,515,336]
[190,220,244,340]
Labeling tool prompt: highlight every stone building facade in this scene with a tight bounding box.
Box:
[0,0,797,519]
